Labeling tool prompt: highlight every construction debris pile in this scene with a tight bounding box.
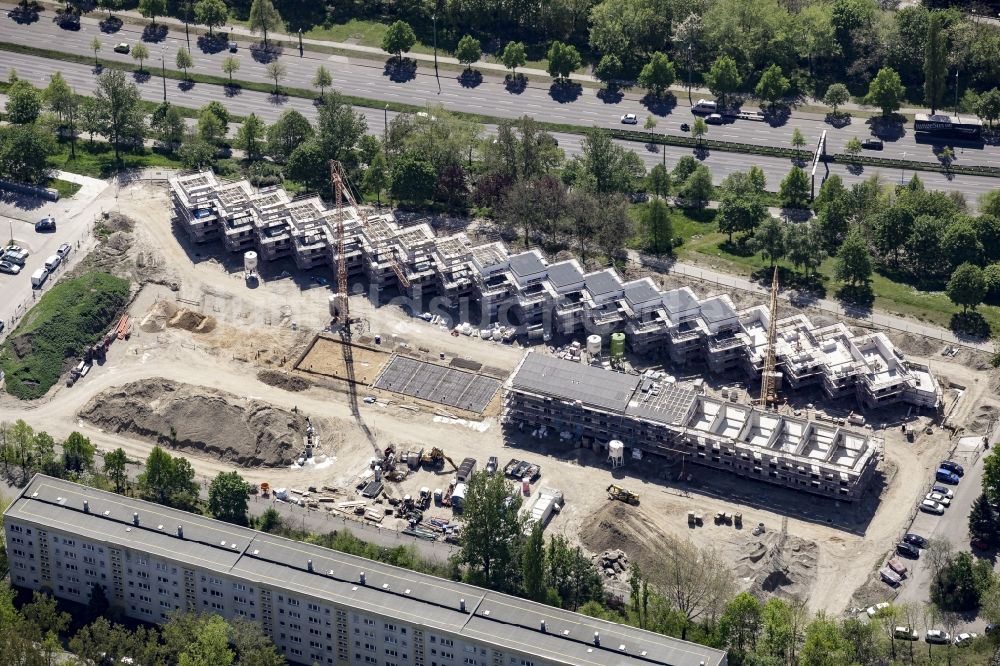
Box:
[595,549,630,580]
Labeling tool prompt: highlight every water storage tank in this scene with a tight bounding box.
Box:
[608,440,624,468]
[586,334,602,355]
[328,294,338,316]
[610,332,626,359]
[244,251,258,273]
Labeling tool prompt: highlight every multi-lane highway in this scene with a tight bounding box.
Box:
[4,49,998,200]
[1,7,999,170]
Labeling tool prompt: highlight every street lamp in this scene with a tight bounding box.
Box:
[954,69,959,115]
[160,50,167,103]
[184,0,191,48]
[298,29,303,57]
[687,44,693,104]
[900,151,907,185]
[432,13,440,94]
[383,104,388,145]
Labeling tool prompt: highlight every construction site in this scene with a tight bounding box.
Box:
[1,165,995,619]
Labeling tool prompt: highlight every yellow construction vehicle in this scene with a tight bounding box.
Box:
[420,448,459,472]
[607,484,639,505]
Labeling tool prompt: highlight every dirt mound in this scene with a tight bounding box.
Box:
[168,309,216,333]
[885,330,942,357]
[968,404,999,434]
[734,533,817,600]
[580,501,678,578]
[78,379,310,467]
[140,299,179,332]
[257,370,310,392]
[101,212,135,234]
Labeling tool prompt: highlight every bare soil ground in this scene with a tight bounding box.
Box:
[296,335,393,385]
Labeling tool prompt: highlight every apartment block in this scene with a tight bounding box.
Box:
[5,475,727,666]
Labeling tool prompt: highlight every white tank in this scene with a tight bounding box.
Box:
[328,294,338,316]
[244,251,258,272]
[607,440,625,468]
[586,334,602,355]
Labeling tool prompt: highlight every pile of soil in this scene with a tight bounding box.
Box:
[140,300,179,333]
[580,502,675,579]
[78,379,309,466]
[885,330,942,357]
[99,212,135,234]
[168,309,216,333]
[968,404,999,434]
[257,370,310,392]
[734,532,817,600]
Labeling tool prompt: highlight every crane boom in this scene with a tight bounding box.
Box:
[330,161,349,325]
[759,266,781,407]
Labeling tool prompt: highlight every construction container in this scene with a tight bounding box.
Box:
[244,250,258,273]
[610,332,626,359]
[586,335,602,355]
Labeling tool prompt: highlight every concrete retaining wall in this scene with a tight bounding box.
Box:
[0,179,59,202]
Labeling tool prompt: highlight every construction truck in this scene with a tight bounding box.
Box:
[607,484,639,505]
[420,448,458,472]
[260,482,270,497]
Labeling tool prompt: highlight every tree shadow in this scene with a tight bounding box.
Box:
[644,141,660,153]
[597,86,624,104]
[504,73,526,94]
[250,42,282,64]
[132,70,151,84]
[92,64,104,75]
[268,92,289,106]
[751,266,826,297]
[641,93,676,117]
[825,112,851,128]
[762,106,790,127]
[54,12,80,30]
[846,162,865,176]
[197,34,228,55]
[835,283,874,309]
[693,145,710,160]
[548,81,582,103]
[98,17,122,33]
[950,311,990,339]
[224,83,241,97]
[8,6,40,25]
[383,57,417,83]
[141,23,167,43]
[178,79,195,92]
[457,69,482,88]
[867,114,904,141]
[720,238,755,258]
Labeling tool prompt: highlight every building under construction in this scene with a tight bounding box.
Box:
[169,171,941,412]
[504,353,880,501]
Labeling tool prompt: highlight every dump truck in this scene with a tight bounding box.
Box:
[607,484,639,505]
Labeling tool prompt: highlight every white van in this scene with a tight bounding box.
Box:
[692,99,718,114]
[44,254,61,271]
[31,267,48,288]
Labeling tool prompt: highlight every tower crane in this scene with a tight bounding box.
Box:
[758,266,782,407]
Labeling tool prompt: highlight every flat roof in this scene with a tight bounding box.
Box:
[623,279,661,307]
[509,251,546,277]
[585,269,623,297]
[626,381,698,427]
[509,352,639,413]
[5,475,726,666]
[700,296,737,324]
[662,288,698,314]
[547,261,584,288]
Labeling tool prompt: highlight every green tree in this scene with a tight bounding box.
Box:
[643,198,674,253]
[248,0,282,47]
[647,163,670,198]
[656,537,734,640]
[907,214,947,277]
[265,61,286,93]
[136,446,199,510]
[942,219,983,268]
[316,91,368,171]
[42,72,74,125]
[363,150,389,205]
[151,101,185,150]
[866,67,905,117]
[208,471,250,526]
[947,262,986,312]
[717,174,767,242]
[86,69,146,161]
[390,152,436,203]
[835,230,872,286]
[194,0,228,36]
[975,88,1000,127]
[176,47,194,80]
[266,109,313,162]
[62,431,95,473]
[638,52,676,97]
[755,64,790,107]
[923,11,947,114]
[221,55,240,85]
[720,591,762,658]
[235,113,266,161]
[382,20,416,63]
[458,471,524,591]
[578,128,644,195]
[99,0,122,20]
[823,83,851,115]
[455,34,481,72]
[137,0,166,25]
[786,222,827,275]
[845,136,862,159]
[197,108,225,144]
[103,447,128,493]
[546,41,581,84]
[5,80,41,125]
[90,36,102,67]
[312,65,332,97]
[521,522,545,602]
[691,117,707,144]
[672,154,699,182]
[873,205,914,267]
[593,54,622,86]
[799,613,851,666]
[228,617,284,666]
[501,41,527,79]
[751,216,786,266]
[643,115,657,142]
[791,128,806,152]
[178,615,234,666]
[969,493,998,545]
[779,166,810,209]
[985,450,1000,504]
[679,165,713,209]
[706,55,741,107]
[130,42,150,72]
[287,140,327,191]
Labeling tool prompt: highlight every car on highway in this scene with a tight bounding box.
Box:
[57,243,71,259]
[893,626,919,641]
[925,492,951,507]
[0,260,21,275]
[940,460,964,476]
[866,602,890,617]
[680,122,690,132]
[229,41,238,52]
[919,499,945,515]
[936,468,960,484]
[113,42,130,53]
[620,113,638,125]
[904,533,928,548]
[971,537,990,550]
[705,113,725,124]
[931,485,954,499]
[925,629,950,644]
[35,216,55,232]
[896,542,920,558]
[954,632,977,646]
[861,138,884,150]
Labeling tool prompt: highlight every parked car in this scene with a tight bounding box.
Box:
[113,42,130,53]
[866,602,890,617]
[954,632,977,646]
[893,626,919,641]
[620,113,638,124]
[680,122,690,132]
[486,456,498,475]
[931,485,954,499]
[57,243,71,258]
[35,216,55,232]
[0,260,20,275]
[2,249,28,266]
[919,499,945,515]
[861,138,884,150]
[904,533,928,548]
[935,468,960,485]
[925,492,951,507]
[971,537,990,550]
[940,460,964,476]
[896,542,920,558]
[925,629,950,644]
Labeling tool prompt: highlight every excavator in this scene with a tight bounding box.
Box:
[420,447,458,472]
[607,484,640,505]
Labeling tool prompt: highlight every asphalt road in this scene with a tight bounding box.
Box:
[2,7,999,170]
[4,50,998,200]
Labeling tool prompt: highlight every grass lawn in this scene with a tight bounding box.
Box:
[0,272,130,400]
[49,179,82,199]
[47,141,185,179]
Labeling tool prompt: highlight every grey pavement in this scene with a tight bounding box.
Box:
[2,6,999,170]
